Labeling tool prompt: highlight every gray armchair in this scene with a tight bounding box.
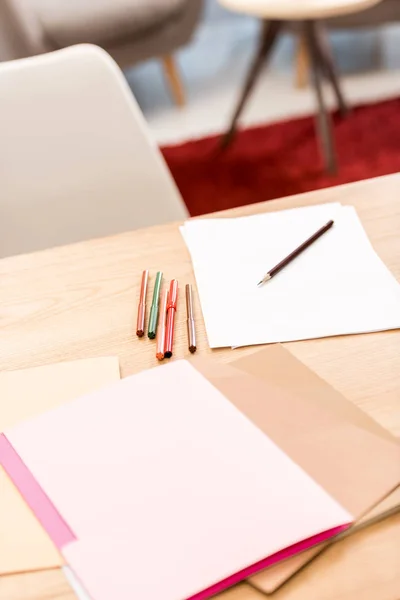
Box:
[326,0,400,26]
[0,0,204,105]
[295,0,400,86]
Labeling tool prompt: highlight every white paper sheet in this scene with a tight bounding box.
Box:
[181,203,400,348]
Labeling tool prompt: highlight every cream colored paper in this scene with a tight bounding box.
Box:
[0,357,120,575]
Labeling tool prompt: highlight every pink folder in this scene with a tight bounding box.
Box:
[1,360,352,600]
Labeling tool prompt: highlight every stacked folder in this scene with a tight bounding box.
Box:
[0,348,399,600]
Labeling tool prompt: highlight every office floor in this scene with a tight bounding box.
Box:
[126,18,400,146]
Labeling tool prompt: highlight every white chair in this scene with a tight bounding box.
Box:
[0,44,188,258]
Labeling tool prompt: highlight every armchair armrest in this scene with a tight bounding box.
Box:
[0,0,47,60]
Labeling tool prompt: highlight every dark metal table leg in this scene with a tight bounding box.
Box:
[221,20,282,149]
[313,22,349,116]
[304,20,337,175]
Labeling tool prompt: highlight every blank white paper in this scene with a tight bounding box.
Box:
[181,203,400,348]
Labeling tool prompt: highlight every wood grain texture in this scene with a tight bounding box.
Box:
[1,174,400,600]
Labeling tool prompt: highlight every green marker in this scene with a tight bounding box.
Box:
[148,271,163,339]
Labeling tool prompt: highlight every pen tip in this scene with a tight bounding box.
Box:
[136,330,144,337]
[257,274,271,287]
[189,346,197,354]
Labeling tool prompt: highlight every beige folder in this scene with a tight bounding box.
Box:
[232,347,400,593]
[0,357,120,575]
[228,347,400,593]
[191,347,400,594]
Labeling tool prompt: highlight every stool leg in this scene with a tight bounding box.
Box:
[221,20,282,149]
[313,22,348,116]
[303,21,337,175]
[162,55,186,107]
[295,33,309,88]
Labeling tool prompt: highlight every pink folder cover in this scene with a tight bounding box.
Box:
[62,525,348,600]
[1,361,352,600]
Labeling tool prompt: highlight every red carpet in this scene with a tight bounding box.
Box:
[161,98,400,216]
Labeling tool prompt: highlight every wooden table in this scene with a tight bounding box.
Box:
[1,174,400,600]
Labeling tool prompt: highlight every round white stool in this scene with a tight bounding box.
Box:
[220,0,383,173]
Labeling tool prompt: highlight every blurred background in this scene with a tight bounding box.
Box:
[127,0,400,145]
[2,0,400,248]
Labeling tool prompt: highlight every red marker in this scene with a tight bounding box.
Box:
[164,280,178,359]
[156,288,168,361]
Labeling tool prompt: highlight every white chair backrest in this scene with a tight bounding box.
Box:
[0,44,188,257]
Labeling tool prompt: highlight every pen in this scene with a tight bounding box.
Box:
[185,284,197,354]
[156,288,169,361]
[136,270,149,337]
[148,271,163,339]
[257,220,334,287]
[164,279,178,359]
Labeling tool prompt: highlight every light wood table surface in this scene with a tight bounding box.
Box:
[1,174,400,600]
